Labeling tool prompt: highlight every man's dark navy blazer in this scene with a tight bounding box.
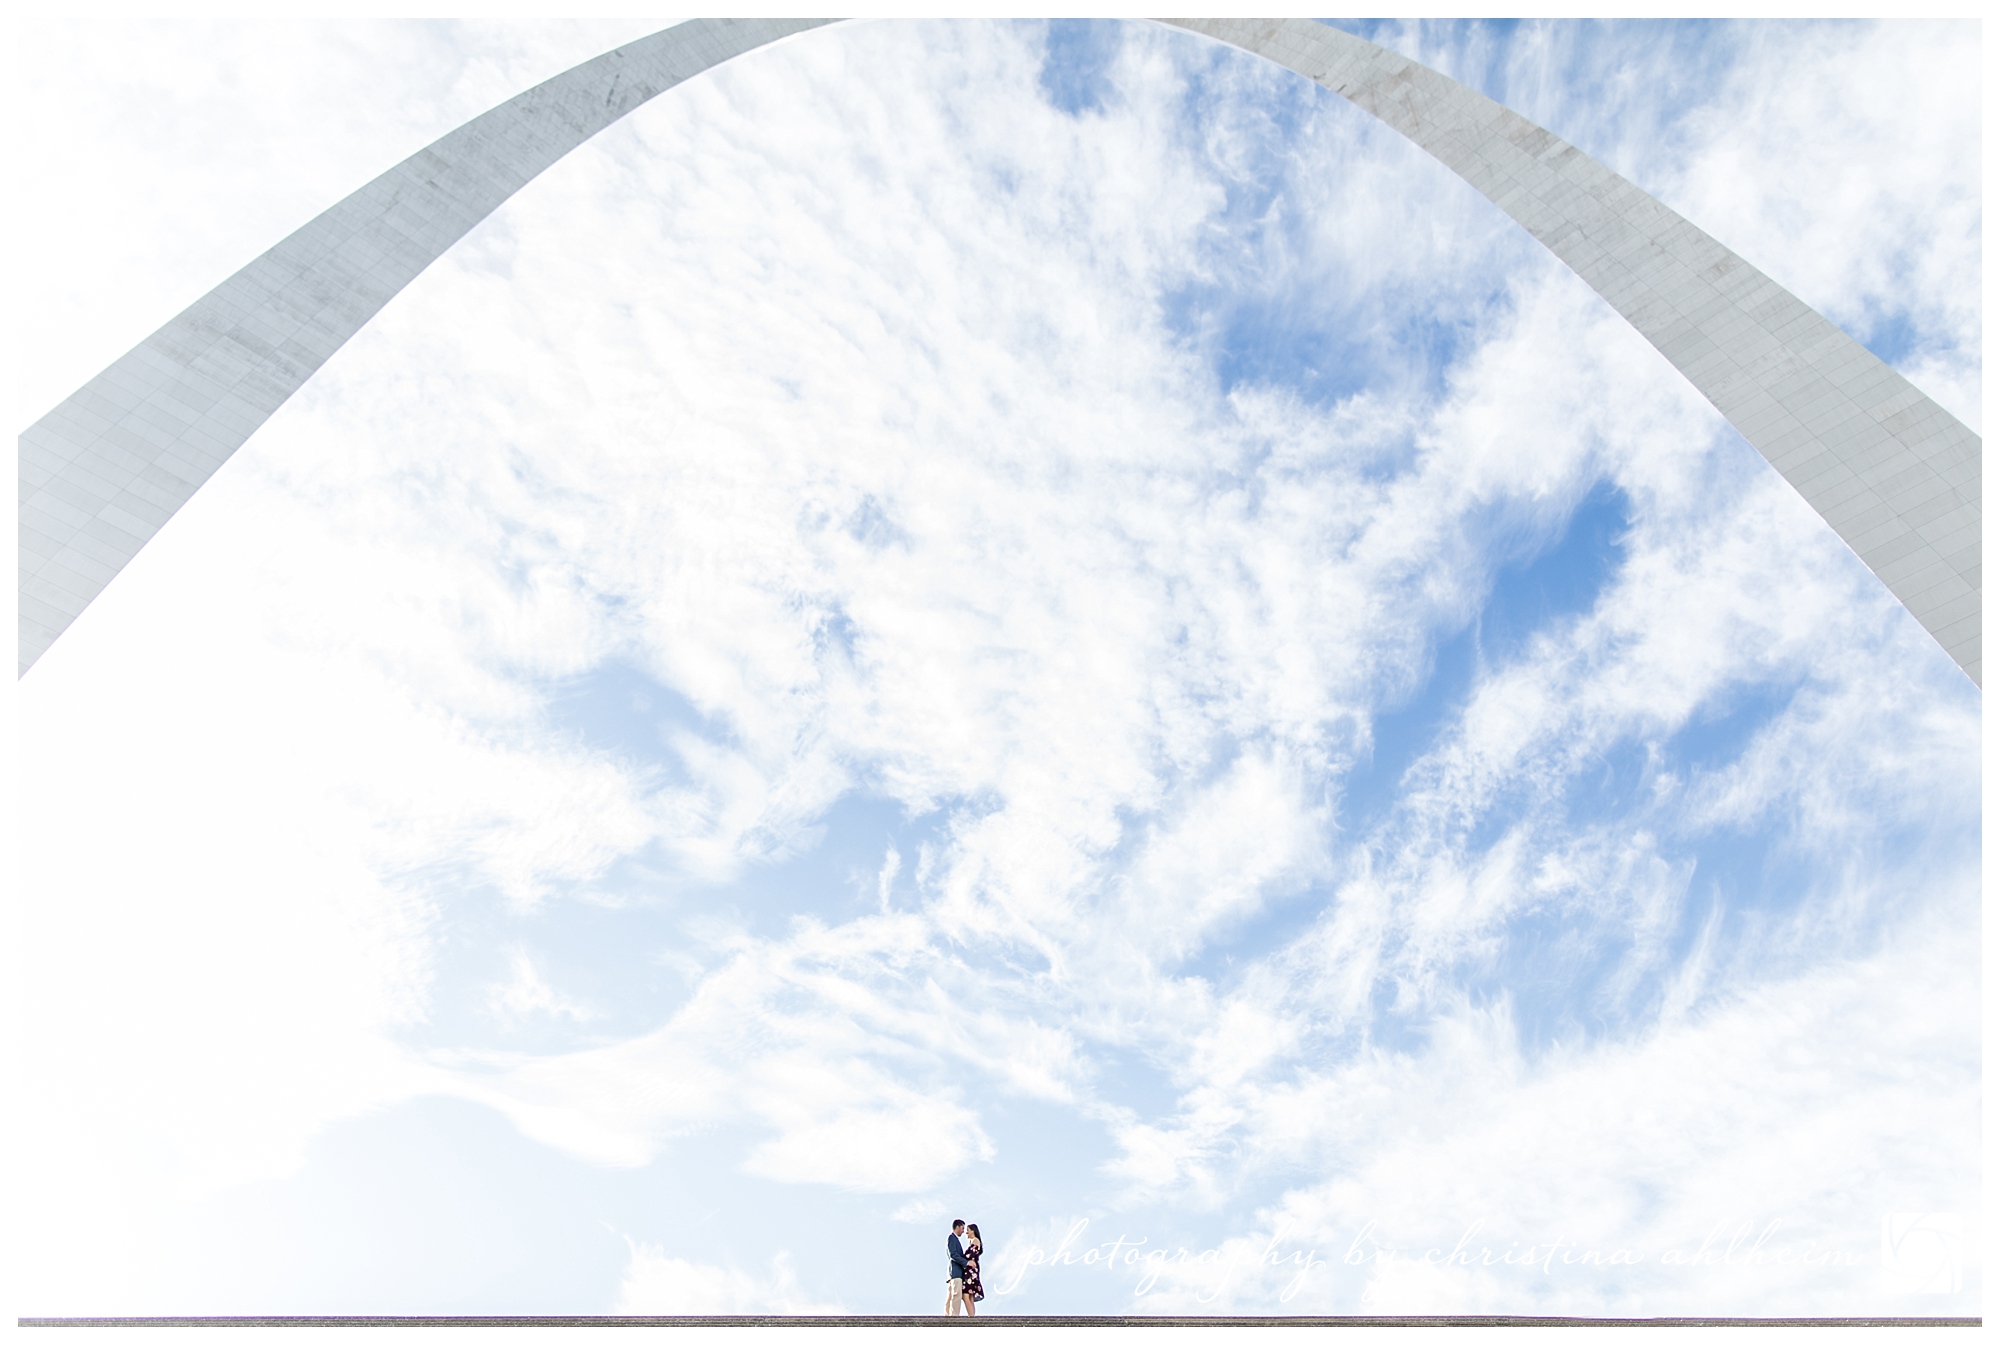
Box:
[948,1231,969,1279]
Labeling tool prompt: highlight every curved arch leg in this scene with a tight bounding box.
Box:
[19,18,1979,686]
[17,18,839,675]
[1165,18,1979,686]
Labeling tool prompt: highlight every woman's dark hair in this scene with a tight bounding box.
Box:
[967,1223,981,1242]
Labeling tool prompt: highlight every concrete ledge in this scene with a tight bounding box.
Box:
[14,1315,1985,1328]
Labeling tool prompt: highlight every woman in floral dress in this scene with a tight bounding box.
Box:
[962,1224,985,1315]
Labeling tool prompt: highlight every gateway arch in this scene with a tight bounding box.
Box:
[18,18,1982,685]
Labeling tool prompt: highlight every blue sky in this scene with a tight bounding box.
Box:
[11,17,1982,1320]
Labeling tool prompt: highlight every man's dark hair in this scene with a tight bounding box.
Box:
[952,1219,965,1230]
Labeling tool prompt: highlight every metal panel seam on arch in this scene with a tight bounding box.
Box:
[17,17,1981,685]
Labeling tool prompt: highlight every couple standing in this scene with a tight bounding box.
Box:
[945,1218,984,1316]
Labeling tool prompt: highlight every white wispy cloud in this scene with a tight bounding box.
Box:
[490,950,597,1024]
[614,1243,843,1314]
[1121,901,1979,1316]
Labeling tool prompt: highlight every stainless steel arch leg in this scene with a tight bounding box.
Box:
[20,18,1979,686]
[1165,18,1979,686]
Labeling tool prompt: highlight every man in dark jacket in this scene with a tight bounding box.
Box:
[946,1219,969,1315]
